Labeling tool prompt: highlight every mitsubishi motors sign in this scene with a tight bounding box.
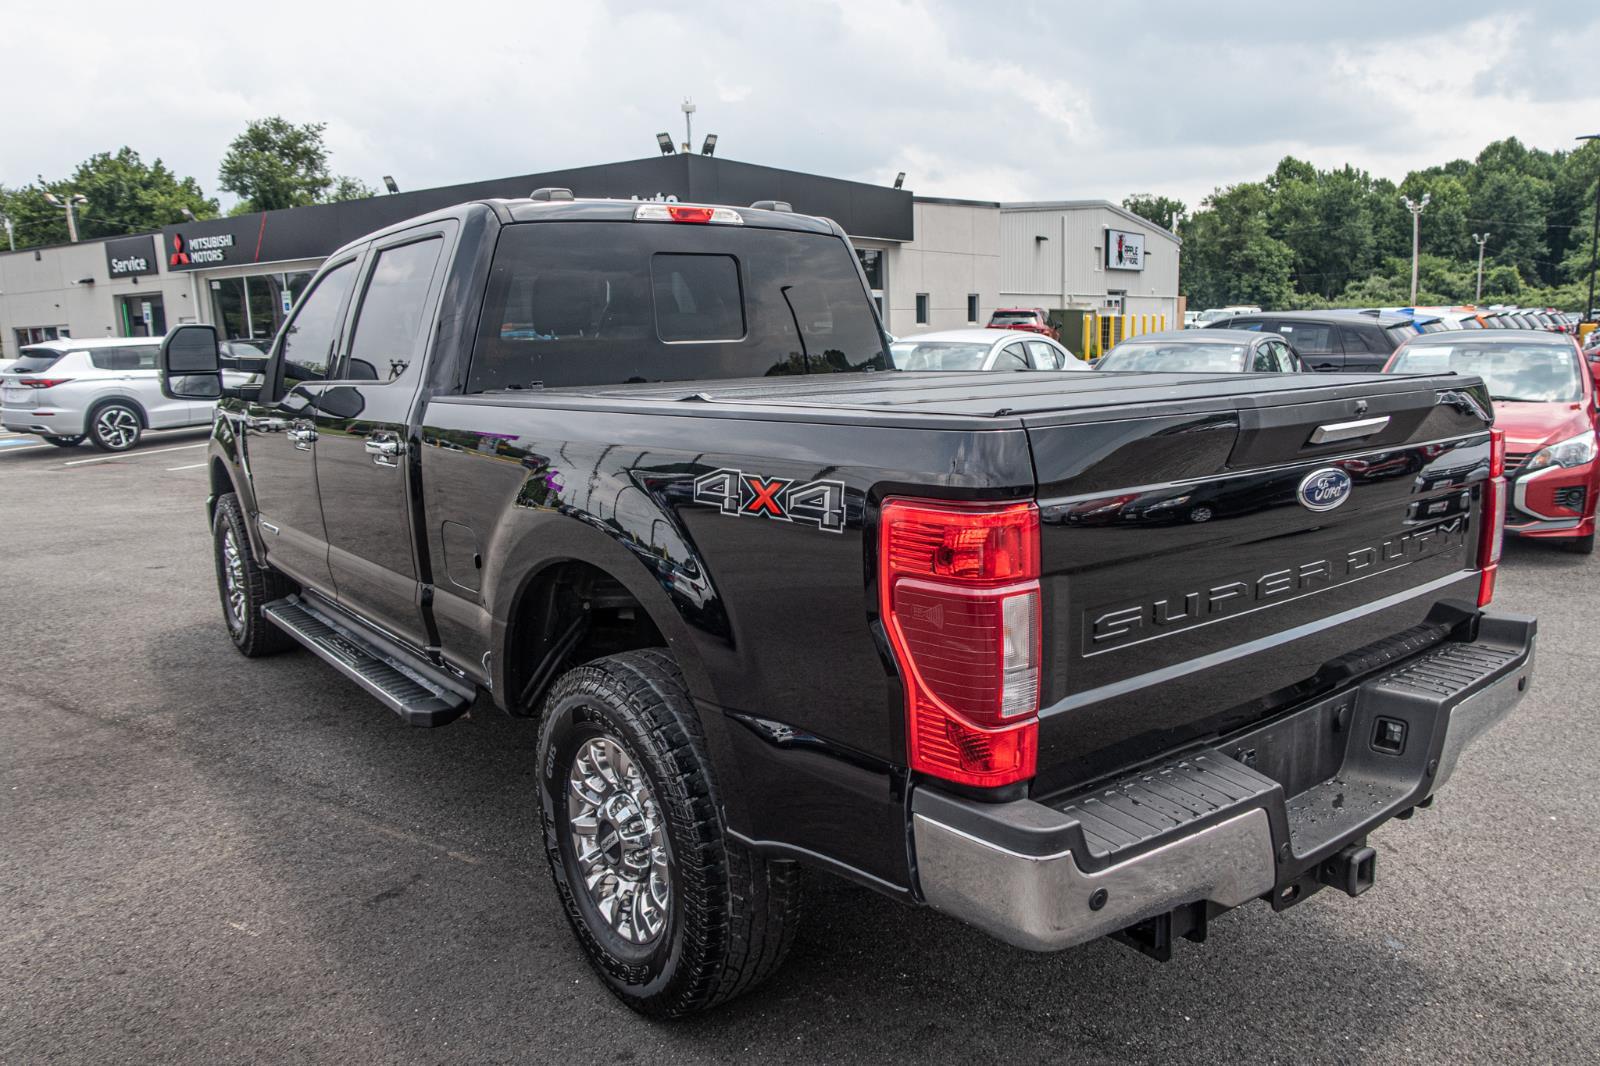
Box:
[1105,227,1146,271]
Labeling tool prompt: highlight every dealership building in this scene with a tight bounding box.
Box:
[0,155,1180,358]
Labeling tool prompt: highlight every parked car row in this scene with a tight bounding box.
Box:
[1,336,265,451]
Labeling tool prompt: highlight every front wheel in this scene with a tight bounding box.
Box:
[43,435,84,447]
[88,403,142,452]
[212,493,297,656]
[1564,533,1595,555]
[537,650,802,1018]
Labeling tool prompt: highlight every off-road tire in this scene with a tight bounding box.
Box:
[212,492,297,657]
[537,649,802,1018]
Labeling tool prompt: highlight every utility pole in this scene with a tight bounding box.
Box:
[42,191,89,243]
[1,212,13,252]
[1580,134,1600,326]
[1472,232,1491,303]
[1402,193,1431,306]
[681,98,696,154]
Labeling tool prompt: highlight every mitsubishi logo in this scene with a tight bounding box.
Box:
[169,233,190,267]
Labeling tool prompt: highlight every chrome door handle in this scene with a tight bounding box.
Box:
[287,425,317,450]
[364,432,404,467]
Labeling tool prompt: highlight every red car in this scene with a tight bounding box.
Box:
[1386,329,1600,553]
[987,307,1058,340]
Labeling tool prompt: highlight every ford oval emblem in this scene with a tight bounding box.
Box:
[1298,468,1353,512]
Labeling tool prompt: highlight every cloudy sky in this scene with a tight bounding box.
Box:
[4,0,1597,211]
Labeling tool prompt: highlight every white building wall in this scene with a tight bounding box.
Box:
[0,239,198,358]
[879,200,1001,337]
[1000,203,1181,326]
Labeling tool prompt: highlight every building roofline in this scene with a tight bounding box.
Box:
[0,228,164,260]
[1000,199,1182,244]
[913,195,1001,208]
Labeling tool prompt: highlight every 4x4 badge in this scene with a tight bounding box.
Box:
[692,468,847,532]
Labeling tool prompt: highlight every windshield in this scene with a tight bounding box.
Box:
[989,312,1036,325]
[1096,341,1248,373]
[1389,340,1583,402]
[6,349,66,374]
[1197,310,1229,322]
[889,340,993,371]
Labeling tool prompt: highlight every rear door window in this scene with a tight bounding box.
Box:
[1275,322,1334,353]
[342,237,445,384]
[1024,340,1061,369]
[88,346,159,371]
[996,343,1030,370]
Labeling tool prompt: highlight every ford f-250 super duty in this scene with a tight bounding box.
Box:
[160,191,1534,1019]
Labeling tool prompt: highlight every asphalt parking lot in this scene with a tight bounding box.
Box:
[2,428,1598,1065]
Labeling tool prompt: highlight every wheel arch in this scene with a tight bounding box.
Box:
[83,394,150,434]
[491,519,723,719]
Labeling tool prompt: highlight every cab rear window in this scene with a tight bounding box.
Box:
[467,221,886,391]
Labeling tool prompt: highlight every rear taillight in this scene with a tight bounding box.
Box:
[1478,427,1506,607]
[18,378,71,389]
[633,203,744,225]
[879,498,1041,788]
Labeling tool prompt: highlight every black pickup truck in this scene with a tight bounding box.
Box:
[160,192,1535,1018]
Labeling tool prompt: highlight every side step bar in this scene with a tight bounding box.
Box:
[263,595,472,727]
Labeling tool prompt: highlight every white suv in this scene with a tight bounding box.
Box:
[0,337,217,451]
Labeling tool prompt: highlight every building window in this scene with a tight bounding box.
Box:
[967,294,979,323]
[13,325,69,347]
[916,293,929,325]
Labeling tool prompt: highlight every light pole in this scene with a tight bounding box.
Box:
[1402,193,1430,305]
[1473,232,1491,303]
[1,212,13,252]
[42,191,89,243]
[1580,134,1600,325]
[681,98,695,153]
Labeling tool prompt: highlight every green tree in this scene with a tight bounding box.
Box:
[218,117,368,212]
[328,175,376,202]
[1121,193,1187,233]
[0,148,217,249]
[1180,182,1294,309]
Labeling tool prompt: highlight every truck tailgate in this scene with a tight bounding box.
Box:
[1023,374,1495,793]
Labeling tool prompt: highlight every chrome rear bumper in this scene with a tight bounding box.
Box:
[911,611,1535,953]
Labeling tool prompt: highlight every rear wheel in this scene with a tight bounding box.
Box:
[212,492,297,656]
[537,650,801,1018]
[42,435,84,447]
[88,403,142,452]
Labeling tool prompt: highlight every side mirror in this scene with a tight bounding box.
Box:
[160,324,223,400]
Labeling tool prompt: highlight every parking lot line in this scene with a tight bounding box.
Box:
[167,462,207,471]
[63,442,207,467]
[0,443,49,454]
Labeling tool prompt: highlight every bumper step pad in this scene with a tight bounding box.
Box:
[263,596,471,727]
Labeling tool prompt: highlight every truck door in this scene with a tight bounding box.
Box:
[242,254,361,595]
[312,226,452,650]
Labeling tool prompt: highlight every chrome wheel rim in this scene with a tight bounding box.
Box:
[96,407,138,449]
[567,736,670,945]
[221,528,247,629]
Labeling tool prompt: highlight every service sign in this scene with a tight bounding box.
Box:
[1105,228,1145,271]
[104,234,158,278]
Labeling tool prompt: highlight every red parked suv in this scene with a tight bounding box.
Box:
[1386,329,1600,553]
[987,307,1058,340]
